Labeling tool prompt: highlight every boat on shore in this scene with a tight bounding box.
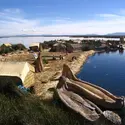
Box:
[56,64,124,123]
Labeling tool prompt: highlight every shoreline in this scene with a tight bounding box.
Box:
[71,50,95,75]
[38,50,95,100]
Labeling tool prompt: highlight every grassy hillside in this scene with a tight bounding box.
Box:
[0,79,124,125]
[0,94,85,125]
[0,80,89,125]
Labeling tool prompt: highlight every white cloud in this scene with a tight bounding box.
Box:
[98,14,121,18]
[0,8,125,36]
[3,8,21,14]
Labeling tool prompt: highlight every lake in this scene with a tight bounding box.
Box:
[0,36,119,47]
[77,50,125,96]
[0,37,84,47]
[0,37,70,47]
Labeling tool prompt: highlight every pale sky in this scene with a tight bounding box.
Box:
[0,0,125,36]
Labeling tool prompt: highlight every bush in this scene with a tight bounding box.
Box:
[0,43,26,55]
[42,58,48,64]
[64,43,74,53]
[0,45,13,54]
[43,40,57,49]
[12,44,26,51]
[82,44,94,51]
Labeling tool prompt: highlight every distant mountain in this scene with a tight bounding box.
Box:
[1,32,125,38]
[84,34,99,36]
[0,34,71,38]
[106,32,125,36]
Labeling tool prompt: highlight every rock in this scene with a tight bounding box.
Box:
[101,111,122,125]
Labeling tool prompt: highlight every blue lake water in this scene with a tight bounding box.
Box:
[77,51,125,96]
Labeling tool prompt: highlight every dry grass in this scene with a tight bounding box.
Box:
[0,50,124,125]
[34,51,82,98]
[0,50,87,100]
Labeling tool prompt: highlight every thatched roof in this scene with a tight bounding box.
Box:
[3,43,12,47]
[50,43,73,52]
[53,43,66,47]
[0,62,35,87]
[29,43,40,48]
[50,43,66,52]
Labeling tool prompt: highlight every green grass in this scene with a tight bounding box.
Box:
[0,93,87,125]
[42,58,48,64]
[0,79,124,125]
[0,79,88,125]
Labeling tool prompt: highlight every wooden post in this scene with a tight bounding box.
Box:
[39,43,43,52]
[35,52,44,73]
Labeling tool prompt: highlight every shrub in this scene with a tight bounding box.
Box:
[0,45,13,54]
[43,40,57,49]
[42,58,48,64]
[12,44,26,51]
[82,45,91,51]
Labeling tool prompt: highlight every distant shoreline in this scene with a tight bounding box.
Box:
[0,34,125,38]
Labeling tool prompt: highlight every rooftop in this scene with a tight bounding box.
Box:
[0,62,35,82]
[29,43,40,47]
[3,43,12,47]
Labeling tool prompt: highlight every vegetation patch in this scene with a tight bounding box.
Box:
[0,80,86,125]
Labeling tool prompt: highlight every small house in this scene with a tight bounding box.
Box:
[50,43,66,52]
[29,42,42,52]
[0,43,12,49]
[49,43,74,53]
[0,62,35,88]
[3,43,12,47]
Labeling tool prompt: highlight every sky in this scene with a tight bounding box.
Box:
[0,0,125,35]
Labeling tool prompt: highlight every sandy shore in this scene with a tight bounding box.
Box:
[37,50,95,100]
[71,50,95,74]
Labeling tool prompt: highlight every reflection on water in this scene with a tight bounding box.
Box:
[77,50,125,96]
[119,50,124,55]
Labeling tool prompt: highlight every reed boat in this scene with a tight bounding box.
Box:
[57,64,124,110]
[57,76,103,121]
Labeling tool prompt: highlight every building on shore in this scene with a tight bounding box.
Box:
[2,43,12,47]
[29,42,42,52]
[49,43,74,53]
[0,62,35,88]
[50,43,66,52]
